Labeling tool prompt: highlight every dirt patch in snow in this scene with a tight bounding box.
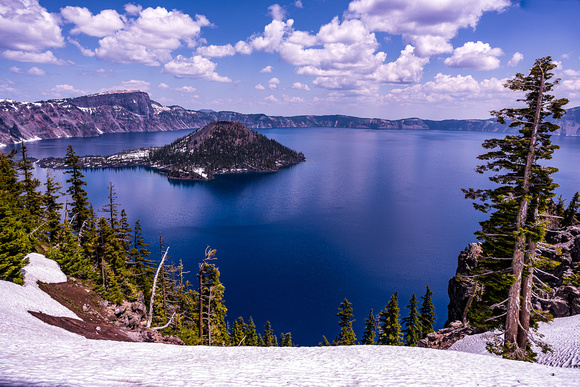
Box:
[34,278,138,342]
[29,311,136,342]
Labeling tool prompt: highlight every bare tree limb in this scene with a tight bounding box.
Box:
[147,246,170,329]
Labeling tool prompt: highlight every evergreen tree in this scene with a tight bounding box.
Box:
[562,191,579,227]
[361,308,378,345]
[95,216,131,303]
[378,292,402,346]
[64,145,91,233]
[17,144,43,225]
[419,286,436,339]
[102,181,119,230]
[263,320,276,347]
[42,170,63,244]
[0,151,30,284]
[0,194,31,284]
[334,298,356,345]
[130,220,154,300]
[318,336,330,346]
[197,247,228,345]
[117,209,132,252]
[245,316,258,346]
[47,223,92,279]
[463,57,568,360]
[402,294,421,346]
[231,317,248,346]
[280,332,293,347]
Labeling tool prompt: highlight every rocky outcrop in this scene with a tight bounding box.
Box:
[418,321,485,349]
[447,226,580,326]
[446,243,482,325]
[2,90,580,146]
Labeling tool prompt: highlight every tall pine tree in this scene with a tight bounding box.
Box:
[463,56,568,360]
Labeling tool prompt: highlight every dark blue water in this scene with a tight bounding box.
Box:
[7,128,580,345]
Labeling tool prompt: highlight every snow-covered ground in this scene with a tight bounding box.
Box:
[450,315,580,368]
[0,254,579,386]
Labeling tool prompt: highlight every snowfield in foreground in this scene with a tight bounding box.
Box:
[0,254,579,386]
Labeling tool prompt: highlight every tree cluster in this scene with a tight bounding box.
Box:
[323,286,436,347]
[0,144,291,345]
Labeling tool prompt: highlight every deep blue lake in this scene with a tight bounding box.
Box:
[7,128,580,345]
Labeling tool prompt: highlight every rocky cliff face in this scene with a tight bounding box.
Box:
[1,90,579,147]
[447,226,580,326]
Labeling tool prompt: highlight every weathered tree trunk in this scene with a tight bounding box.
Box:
[504,67,546,353]
[518,253,535,349]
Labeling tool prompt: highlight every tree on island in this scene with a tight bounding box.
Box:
[463,56,568,360]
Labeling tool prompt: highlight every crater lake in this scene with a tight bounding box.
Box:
[8,127,580,346]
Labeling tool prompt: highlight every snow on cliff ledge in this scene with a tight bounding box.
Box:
[0,254,579,386]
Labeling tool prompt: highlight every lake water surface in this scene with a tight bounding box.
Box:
[8,128,580,345]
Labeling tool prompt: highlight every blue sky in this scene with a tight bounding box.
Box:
[1,0,579,119]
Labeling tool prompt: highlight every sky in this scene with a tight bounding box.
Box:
[1,0,580,120]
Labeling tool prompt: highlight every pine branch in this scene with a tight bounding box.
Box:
[484,312,507,323]
[533,267,559,280]
[490,298,509,309]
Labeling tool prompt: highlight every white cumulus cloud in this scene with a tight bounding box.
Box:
[269,4,287,21]
[386,73,509,103]
[268,77,281,89]
[292,82,310,90]
[347,0,511,57]
[0,0,64,51]
[28,66,45,76]
[175,86,197,93]
[61,7,125,37]
[68,38,95,57]
[260,65,274,73]
[1,50,71,65]
[196,44,236,58]
[93,7,211,66]
[507,52,524,67]
[444,41,504,71]
[51,84,85,97]
[255,84,266,90]
[163,55,232,82]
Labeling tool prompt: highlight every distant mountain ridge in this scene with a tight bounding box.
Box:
[1,90,579,146]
